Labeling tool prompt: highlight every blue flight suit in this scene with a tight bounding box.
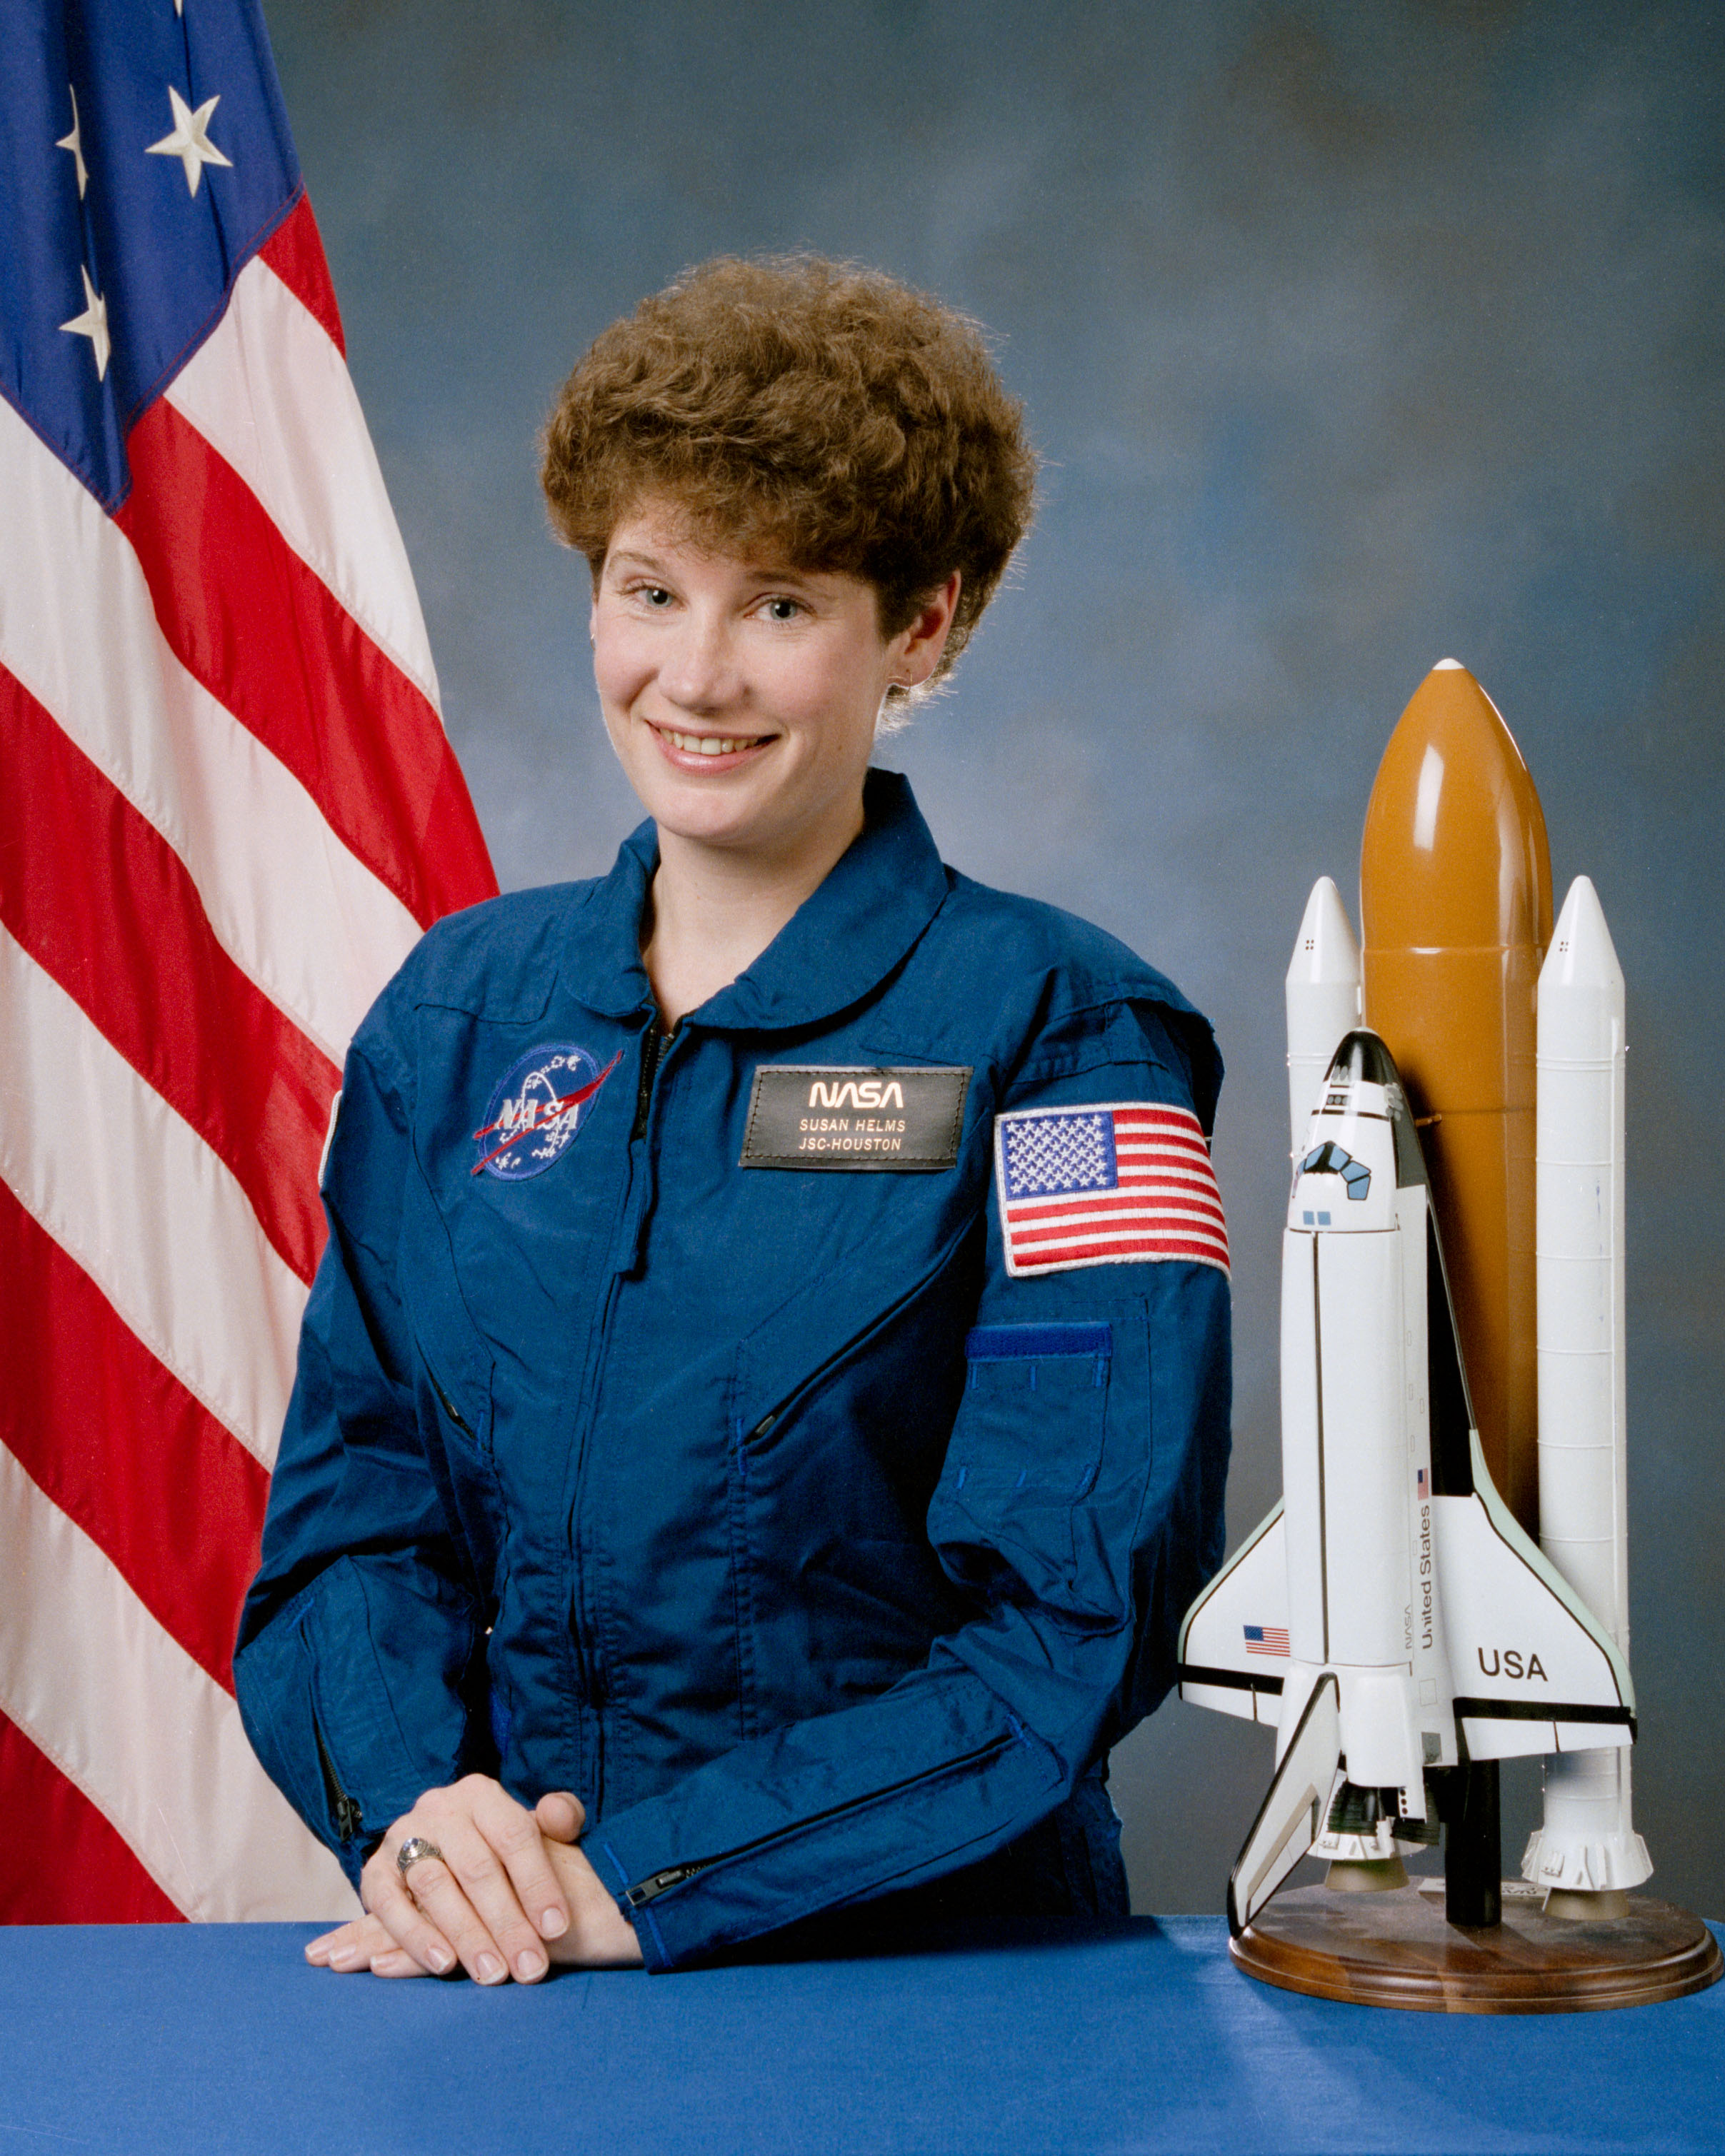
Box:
[236,771,1231,1970]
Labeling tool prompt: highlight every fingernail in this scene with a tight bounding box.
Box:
[329,1945,359,1968]
[305,1941,329,1963]
[477,1953,506,1983]
[540,1907,568,1938]
[516,1948,546,1980]
[428,1945,453,1974]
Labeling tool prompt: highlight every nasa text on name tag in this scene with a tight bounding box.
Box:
[741,1066,971,1170]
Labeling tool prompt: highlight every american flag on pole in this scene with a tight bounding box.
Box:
[0,0,496,1921]
[994,1103,1229,1278]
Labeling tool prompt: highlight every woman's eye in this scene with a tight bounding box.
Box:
[763,597,801,623]
[641,586,673,608]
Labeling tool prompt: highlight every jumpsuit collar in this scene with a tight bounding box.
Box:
[564,769,952,1033]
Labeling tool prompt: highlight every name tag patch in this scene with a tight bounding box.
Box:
[741,1066,970,1171]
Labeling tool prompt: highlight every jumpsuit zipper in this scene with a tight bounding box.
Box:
[631,1021,668,1140]
[572,1013,675,1815]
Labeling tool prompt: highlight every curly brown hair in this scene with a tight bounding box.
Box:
[540,256,1036,696]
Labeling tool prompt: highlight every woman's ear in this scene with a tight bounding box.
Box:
[894,570,962,687]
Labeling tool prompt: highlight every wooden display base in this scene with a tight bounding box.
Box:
[1232,1879,1723,2014]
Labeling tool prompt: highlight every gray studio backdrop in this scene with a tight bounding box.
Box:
[266,0,1725,1917]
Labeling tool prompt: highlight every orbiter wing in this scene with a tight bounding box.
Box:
[1178,1502,1287,1729]
[1434,1431,1635,1760]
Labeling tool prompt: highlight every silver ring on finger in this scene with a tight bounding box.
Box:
[396,1835,446,1891]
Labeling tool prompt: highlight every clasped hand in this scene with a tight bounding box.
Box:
[306,1775,643,1981]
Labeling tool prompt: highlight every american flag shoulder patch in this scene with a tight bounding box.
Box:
[994,1100,1229,1279]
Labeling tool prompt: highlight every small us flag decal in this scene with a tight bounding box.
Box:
[1244,1625,1290,1657]
[994,1102,1229,1278]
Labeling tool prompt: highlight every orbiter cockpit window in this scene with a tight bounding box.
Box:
[1297,1141,1371,1200]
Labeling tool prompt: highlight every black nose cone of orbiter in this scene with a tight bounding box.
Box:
[1324,1028,1402,1092]
[1324,1029,1429,1190]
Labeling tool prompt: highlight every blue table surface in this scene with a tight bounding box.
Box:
[2,1916,1722,2155]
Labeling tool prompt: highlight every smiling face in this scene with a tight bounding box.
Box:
[591,502,954,875]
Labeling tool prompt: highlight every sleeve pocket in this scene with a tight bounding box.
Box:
[929,1324,1112,1600]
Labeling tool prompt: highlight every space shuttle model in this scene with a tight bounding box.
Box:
[1181,661,1649,1935]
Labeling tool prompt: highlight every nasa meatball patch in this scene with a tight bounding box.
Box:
[741,1065,970,1170]
[473,1043,621,1180]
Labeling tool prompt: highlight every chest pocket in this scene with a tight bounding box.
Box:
[931,1323,1112,1601]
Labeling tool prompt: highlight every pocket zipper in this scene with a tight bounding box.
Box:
[740,1220,976,1447]
[314,1722,364,1845]
[619,1725,1021,1907]
[626,1859,714,1908]
[430,1374,474,1438]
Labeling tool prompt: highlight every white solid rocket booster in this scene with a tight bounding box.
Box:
[1522,876,1652,1901]
[1285,878,1361,1158]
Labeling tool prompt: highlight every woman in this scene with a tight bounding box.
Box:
[236,256,1232,1982]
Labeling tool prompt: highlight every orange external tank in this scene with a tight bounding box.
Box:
[1359,659,1553,1535]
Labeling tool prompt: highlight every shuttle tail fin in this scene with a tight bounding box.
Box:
[1228,1672,1341,1935]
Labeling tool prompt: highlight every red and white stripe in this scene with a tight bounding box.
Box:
[999,1104,1231,1278]
[0,197,497,1922]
